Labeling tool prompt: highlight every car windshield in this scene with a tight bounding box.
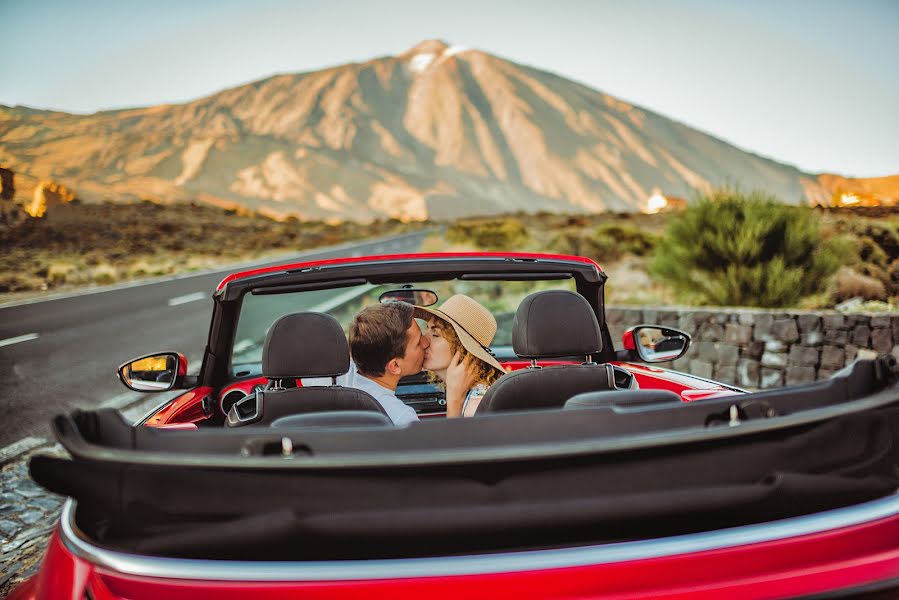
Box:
[230,277,578,369]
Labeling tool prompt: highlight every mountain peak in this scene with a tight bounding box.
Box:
[403,39,450,56]
[400,40,473,73]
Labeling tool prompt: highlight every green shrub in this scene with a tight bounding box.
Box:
[826,219,899,296]
[547,230,590,257]
[591,224,658,260]
[888,258,899,297]
[857,236,889,266]
[549,223,658,262]
[650,190,847,307]
[446,218,529,250]
[851,221,899,262]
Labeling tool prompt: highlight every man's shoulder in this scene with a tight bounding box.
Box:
[353,373,390,396]
[354,374,418,425]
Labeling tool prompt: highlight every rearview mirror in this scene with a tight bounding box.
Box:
[623,326,691,363]
[379,288,438,307]
[117,352,187,392]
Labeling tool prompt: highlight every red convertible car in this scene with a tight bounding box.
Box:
[10,252,899,599]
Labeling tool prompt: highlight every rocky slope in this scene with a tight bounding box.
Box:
[1,40,891,221]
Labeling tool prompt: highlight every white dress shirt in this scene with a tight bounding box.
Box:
[351,373,419,426]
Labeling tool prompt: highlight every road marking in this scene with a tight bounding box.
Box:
[168,292,207,306]
[0,230,433,310]
[0,333,39,348]
[311,286,374,313]
[99,390,144,410]
[0,436,47,464]
[232,339,255,354]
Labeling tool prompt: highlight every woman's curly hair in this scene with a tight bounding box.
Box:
[427,318,504,389]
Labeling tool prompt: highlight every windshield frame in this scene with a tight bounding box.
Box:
[202,254,609,389]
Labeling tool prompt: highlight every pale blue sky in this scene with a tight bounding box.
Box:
[1,0,897,177]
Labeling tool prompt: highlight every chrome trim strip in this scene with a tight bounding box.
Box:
[60,492,899,581]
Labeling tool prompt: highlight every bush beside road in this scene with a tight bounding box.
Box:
[441,199,899,310]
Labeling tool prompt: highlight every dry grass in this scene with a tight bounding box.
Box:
[3,203,896,310]
[829,267,888,302]
[0,201,426,295]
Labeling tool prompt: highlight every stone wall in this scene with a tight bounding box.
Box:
[607,307,899,389]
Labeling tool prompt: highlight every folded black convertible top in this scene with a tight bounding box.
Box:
[31,358,899,560]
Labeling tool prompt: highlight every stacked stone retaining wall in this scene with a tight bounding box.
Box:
[607,307,899,389]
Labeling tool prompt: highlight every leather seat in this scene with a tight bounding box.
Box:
[476,290,617,413]
[226,312,387,427]
[270,411,393,429]
[565,389,681,410]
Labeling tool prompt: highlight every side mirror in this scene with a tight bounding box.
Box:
[622,325,691,363]
[117,352,187,392]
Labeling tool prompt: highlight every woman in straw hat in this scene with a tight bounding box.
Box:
[415,294,506,418]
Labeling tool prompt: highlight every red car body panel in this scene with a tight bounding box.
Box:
[617,363,742,400]
[622,328,636,351]
[176,353,188,378]
[143,386,214,427]
[11,511,899,599]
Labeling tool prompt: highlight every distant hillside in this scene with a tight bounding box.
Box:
[1,40,894,221]
[816,174,899,206]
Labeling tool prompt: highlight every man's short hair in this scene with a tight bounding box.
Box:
[349,302,416,377]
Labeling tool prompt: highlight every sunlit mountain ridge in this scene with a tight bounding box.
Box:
[1,40,893,221]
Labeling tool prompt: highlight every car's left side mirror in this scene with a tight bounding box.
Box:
[622,325,691,363]
[117,352,188,392]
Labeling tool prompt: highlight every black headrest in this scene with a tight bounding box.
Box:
[262,312,349,379]
[512,291,601,358]
[476,363,616,413]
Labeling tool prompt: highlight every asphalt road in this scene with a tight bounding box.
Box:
[0,231,430,447]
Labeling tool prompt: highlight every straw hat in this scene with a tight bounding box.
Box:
[414,294,506,374]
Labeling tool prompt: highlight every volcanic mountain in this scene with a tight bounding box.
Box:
[0,40,881,221]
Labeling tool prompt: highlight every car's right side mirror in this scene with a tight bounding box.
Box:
[622,325,691,363]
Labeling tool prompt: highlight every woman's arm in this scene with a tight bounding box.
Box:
[444,352,478,418]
